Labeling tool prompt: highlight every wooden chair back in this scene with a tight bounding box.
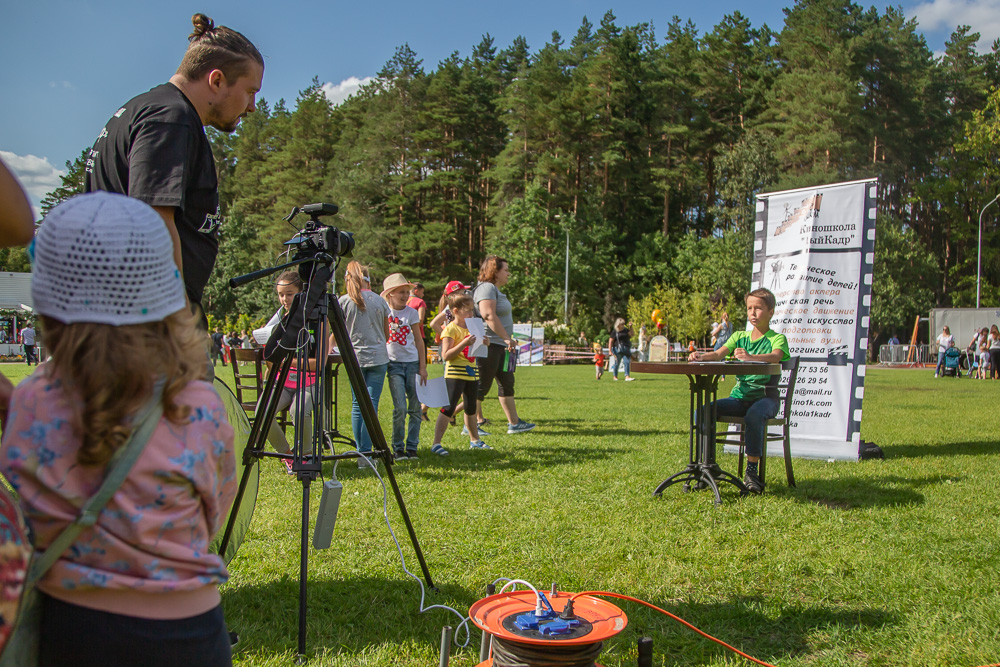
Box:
[717,355,800,488]
[230,348,263,418]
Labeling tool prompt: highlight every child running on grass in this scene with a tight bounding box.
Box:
[430,293,489,455]
[0,192,236,665]
[688,287,790,494]
[381,273,428,461]
[593,340,605,379]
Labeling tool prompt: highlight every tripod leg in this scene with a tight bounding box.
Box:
[298,478,311,658]
[218,353,295,556]
[329,296,436,589]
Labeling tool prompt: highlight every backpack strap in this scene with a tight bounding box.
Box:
[27,382,165,584]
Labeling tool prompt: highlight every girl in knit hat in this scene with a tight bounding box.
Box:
[0,192,236,666]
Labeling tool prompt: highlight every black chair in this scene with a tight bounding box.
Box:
[716,356,799,488]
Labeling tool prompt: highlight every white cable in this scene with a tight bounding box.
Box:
[497,579,541,600]
[351,450,474,647]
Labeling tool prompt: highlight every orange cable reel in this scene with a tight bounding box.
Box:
[469,586,627,666]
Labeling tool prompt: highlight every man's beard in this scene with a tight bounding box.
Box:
[208,111,243,134]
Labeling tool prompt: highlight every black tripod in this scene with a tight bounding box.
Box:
[217,248,435,658]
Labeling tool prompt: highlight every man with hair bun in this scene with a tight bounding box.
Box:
[85,13,264,322]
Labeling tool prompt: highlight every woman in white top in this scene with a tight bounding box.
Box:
[934,325,954,377]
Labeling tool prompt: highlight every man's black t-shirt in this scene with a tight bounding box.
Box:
[85,83,221,306]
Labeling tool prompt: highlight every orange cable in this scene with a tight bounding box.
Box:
[569,591,1000,667]
[570,590,779,667]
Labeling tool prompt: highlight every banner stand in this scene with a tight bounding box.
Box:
[725,178,877,462]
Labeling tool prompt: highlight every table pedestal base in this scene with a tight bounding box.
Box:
[632,361,780,506]
[653,463,748,506]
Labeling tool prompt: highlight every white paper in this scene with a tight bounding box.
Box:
[464,317,489,357]
[415,376,450,408]
[253,307,283,345]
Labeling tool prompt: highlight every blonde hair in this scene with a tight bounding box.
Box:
[614,317,626,331]
[40,311,208,466]
[344,261,369,310]
[447,293,474,313]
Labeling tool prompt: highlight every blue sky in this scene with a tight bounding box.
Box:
[1,0,997,215]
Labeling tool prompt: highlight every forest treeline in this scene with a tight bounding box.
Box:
[34,0,1000,343]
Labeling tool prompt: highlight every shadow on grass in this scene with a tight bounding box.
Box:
[530,417,686,438]
[877,440,998,459]
[318,442,620,483]
[223,578,898,664]
[223,575,480,658]
[787,474,954,509]
[621,596,897,664]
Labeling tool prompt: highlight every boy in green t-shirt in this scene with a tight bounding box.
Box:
[689,288,790,494]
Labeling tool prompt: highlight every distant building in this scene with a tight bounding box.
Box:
[0,272,33,357]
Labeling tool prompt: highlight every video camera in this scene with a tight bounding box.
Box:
[284,203,354,259]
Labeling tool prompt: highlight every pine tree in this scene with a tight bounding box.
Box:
[39,148,89,218]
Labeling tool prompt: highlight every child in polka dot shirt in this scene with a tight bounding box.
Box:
[381,273,428,460]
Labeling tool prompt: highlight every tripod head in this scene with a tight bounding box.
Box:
[227,202,351,362]
[284,203,354,265]
[228,202,352,290]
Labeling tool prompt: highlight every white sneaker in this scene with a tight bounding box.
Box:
[507,420,536,434]
[624,377,635,382]
[613,376,619,381]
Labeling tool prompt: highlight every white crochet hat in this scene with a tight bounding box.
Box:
[32,192,187,325]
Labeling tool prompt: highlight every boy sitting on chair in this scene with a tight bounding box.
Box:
[688,287,790,494]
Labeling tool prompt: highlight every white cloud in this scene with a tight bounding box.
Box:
[0,151,65,219]
[321,76,374,106]
[48,80,75,89]
[909,0,1000,52]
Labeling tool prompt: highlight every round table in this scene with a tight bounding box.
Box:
[631,361,781,505]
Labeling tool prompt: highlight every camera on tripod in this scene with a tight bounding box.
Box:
[285,203,355,259]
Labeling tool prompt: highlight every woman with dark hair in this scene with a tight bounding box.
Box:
[473,256,535,434]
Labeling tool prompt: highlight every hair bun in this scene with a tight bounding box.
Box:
[189,13,215,40]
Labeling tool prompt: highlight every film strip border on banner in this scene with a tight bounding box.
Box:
[750,178,877,456]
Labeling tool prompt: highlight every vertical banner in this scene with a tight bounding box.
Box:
[530,327,545,365]
[512,323,533,365]
[751,178,877,461]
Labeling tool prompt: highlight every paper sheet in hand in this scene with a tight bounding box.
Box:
[464,317,489,357]
[415,376,450,408]
[253,307,283,345]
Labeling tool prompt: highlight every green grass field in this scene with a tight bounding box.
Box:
[2,362,998,666]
